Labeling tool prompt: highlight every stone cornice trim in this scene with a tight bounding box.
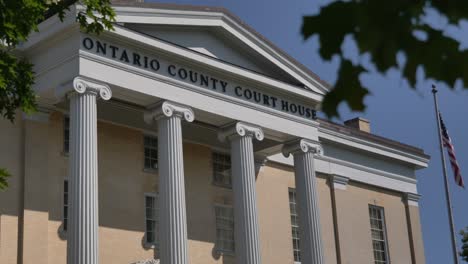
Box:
[218,122,264,142]
[319,126,429,168]
[56,76,112,101]
[282,138,323,157]
[329,174,350,190]
[404,192,421,207]
[144,101,195,123]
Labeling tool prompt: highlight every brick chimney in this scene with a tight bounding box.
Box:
[344,117,371,133]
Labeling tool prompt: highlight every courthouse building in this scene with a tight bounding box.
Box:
[0,1,429,264]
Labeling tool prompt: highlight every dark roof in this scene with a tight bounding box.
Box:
[318,118,430,159]
[109,0,331,91]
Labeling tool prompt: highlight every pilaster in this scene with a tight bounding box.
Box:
[22,110,51,264]
[403,193,425,264]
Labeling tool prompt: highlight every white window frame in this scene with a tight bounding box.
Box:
[289,188,301,264]
[143,135,158,171]
[144,193,159,247]
[212,151,232,189]
[214,204,235,255]
[369,205,390,264]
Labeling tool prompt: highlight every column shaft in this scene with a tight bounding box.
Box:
[231,135,262,264]
[158,115,188,264]
[144,101,194,264]
[293,151,325,264]
[68,92,99,264]
[65,77,111,264]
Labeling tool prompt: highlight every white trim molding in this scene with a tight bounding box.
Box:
[329,174,350,190]
[404,193,421,207]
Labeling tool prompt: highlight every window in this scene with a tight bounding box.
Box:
[145,193,159,245]
[369,205,390,264]
[212,152,232,188]
[214,205,235,254]
[64,116,70,153]
[289,188,301,262]
[144,136,158,170]
[63,180,69,231]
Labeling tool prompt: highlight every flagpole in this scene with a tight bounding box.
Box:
[432,84,459,264]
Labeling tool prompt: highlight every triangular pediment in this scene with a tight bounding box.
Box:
[111,2,329,98]
[124,24,301,85]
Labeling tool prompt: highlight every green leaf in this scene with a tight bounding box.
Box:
[302,0,468,117]
[321,59,369,118]
[0,168,10,190]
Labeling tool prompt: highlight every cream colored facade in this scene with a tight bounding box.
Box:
[1,112,427,264]
[0,1,429,264]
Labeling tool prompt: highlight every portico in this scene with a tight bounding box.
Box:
[56,43,327,263]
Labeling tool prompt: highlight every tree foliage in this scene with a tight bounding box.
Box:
[302,1,468,118]
[460,227,468,262]
[0,0,115,189]
[0,0,115,122]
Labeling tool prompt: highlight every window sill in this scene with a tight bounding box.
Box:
[143,168,158,174]
[215,249,235,257]
[143,242,158,249]
[212,182,233,190]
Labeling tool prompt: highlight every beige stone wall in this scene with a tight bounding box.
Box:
[0,111,425,264]
[257,164,337,264]
[0,113,24,264]
[333,182,415,264]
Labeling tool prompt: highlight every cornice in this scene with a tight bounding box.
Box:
[318,126,429,169]
[78,50,320,129]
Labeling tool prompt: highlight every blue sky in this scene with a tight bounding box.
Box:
[148,0,468,262]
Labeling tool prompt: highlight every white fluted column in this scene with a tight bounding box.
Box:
[219,122,264,264]
[144,101,195,264]
[283,139,325,264]
[67,77,112,264]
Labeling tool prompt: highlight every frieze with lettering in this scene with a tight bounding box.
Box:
[82,37,317,120]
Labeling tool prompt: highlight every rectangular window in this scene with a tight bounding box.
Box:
[64,116,70,153]
[145,193,159,245]
[369,205,390,264]
[144,135,158,170]
[214,205,235,254]
[289,188,301,262]
[212,152,232,188]
[63,180,69,231]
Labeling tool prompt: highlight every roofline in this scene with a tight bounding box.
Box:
[109,1,332,91]
[318,118,430,160]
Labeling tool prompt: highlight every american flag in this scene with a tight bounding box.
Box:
[439,112,464,188]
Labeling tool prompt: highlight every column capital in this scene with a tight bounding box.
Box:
[404,192,421,207]
[218,122,264,142]
[329,174,350,190]
[144,101,195,124]
[56,76,112,101]
[282,138,323,157]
